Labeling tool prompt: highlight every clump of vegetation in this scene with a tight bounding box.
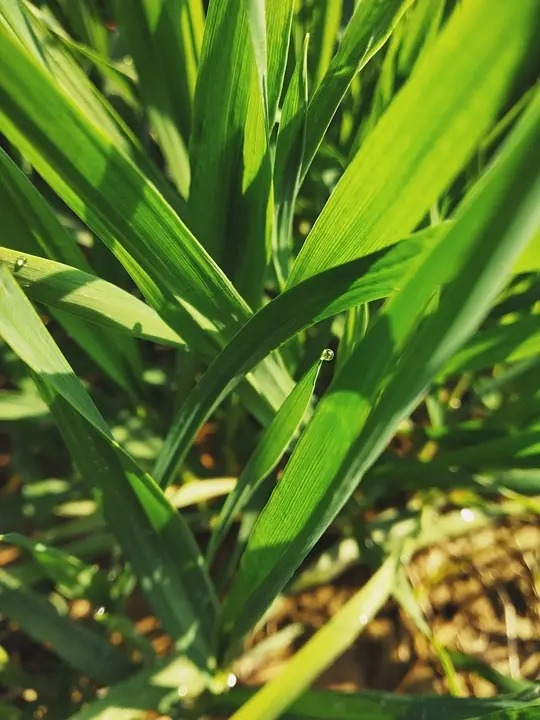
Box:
[0,0,539,718]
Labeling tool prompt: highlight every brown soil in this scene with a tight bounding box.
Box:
[235,519,540,697]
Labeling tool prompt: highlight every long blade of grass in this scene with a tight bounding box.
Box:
[0,266,217,667]
[469,711,540,720]
[0,17,294,414]
[404,429,540,475]
[440,315,540,378]
[300,0,411,180]
[513,228,540,274]
[0,533,106,602]
[114,0,191,197]
[189,0,271,306]
[290,0,540,285]
[213,688,539,720]
[336,303,369,373]
[0,147,143,395]
[0,567,134,684]
[2,0,161,189]
[244,0,269,126]
[273,33,309,287]
[219,89,540,649]
[392,567,463,696]
[0,20,246,330]
[37,380,214,667]
[206,354,325,565]
[0,0,44,60]
[0,247,185,347]
[67,654,206,720]
[56,0,108,55]
[26,3,137,110]
[154,226,441,488]
[244,0,295,128]
[396,0,445,77]
[228,555,398,720]
[310,0,341,89]
[266,0,294,125]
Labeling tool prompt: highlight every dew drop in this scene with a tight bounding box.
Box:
[321,348,334,362]
[227,673,237,688]
[94,606,106,617]
[358,613,368,625]
[177,685,188,698]
[15,256,27,270]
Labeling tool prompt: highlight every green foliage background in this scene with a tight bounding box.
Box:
[0,0,539,717]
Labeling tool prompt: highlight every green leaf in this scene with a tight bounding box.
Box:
[26,3,138,109]
[290,0,540,285]
[154,225,440,488]
[266,0,294,125]
[245,0,294,128]
[0,567,134,685]
[244,0,269,126]
[301,0,411,180]
[189,0,271,306]
[0,19,247,331]
[397,0,446,77]
[0,247,186,347]
[392,567,462,696]
[0,266,110,434]
[206,355,324,565]
[227,555,398,720]
[67,654,206,720]
[469,710,540,720]
[0,147,143,396]
[0,17,294,416]
[2,1,159,186]
[0,533,105,601]
[0,0,44,62]
[219,87,540,649]
[449,651,535,695]
[416,429,540,473]
[0,389,49,420]
[513,227,540,274]
[273,33,309,287]
[213,689,540,720]
[336,303,369,373]
[310,0,342,88]
[441,315,540,378]
[57,0,109,56]
[0,265,217,668]
[114,0,192,197]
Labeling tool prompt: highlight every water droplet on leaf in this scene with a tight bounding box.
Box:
[321,348,334,362]
[15,257,27,270]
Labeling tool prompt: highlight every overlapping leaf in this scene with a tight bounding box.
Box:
[154,226,440,488]
[219,86,540,648]
[289,0,539,285]
[0,266,217,668]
